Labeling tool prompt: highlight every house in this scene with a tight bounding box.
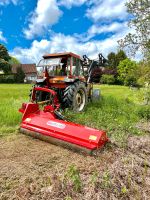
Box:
[11,64,37,82]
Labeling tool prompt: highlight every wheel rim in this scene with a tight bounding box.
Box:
[75,89,86,111]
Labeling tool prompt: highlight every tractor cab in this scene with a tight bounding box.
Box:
[36,52,85,88]
[37,57,68,77]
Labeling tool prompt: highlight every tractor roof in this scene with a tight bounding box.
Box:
[43,52,81,59]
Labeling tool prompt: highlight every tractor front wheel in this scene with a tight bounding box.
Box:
[63,82,87,112]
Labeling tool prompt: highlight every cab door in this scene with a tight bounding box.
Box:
[72,57,85,79]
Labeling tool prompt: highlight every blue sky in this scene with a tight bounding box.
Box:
[0,0,133,63]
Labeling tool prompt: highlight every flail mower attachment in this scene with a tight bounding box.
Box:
[19,87,109,155]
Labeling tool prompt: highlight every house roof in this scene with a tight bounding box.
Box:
[43,52,81,59]
[12,64,37,74]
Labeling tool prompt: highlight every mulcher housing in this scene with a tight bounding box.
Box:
[19,86,109,154]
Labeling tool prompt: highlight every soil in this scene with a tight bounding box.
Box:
[0,132,150,200]
[136,121,150,133]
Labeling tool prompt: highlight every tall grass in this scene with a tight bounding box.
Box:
[0,84,31,136]
[65,85,147,146]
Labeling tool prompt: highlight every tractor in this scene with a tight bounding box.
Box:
[32,52,107,112]
[19,52,109,154]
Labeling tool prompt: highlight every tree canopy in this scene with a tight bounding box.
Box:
[117,58,138,86]
[0,44,10,61]
[118,0,150,59]
[107,50,127,68]
[9,56,20,65]
[0,44,11,74]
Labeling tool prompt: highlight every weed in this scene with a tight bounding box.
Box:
[101,170,111,188]
[42,176,52,187]
[127,170,132,188]
[64,165,82,192]
[90,170,99,186]
[64,196,72,200]
[121,185,128,194]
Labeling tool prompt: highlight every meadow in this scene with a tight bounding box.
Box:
[0,84,29,136]
[0,84,149,146]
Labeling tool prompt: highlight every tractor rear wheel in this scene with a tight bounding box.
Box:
[63,82,88,112]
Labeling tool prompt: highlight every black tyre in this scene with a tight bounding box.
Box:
[63,82,88,112]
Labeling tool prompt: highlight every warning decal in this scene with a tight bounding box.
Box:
[89,135,97,141]
[25,118,31,122]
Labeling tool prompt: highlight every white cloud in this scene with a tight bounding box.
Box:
[86,0,128,21]
[59,0,87,8]
[0,31,7,42]
[88,22,127,36]
[24,0,62,39]
[11,23,134,64]
[76,21,128,42]
[0,0,18,6]
[11,39,50,63]
[10,0,139,62]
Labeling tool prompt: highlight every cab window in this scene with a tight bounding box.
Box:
[72,57,83,76]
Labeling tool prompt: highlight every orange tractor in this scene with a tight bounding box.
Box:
[19,52,108,154]
[33,52,107,112]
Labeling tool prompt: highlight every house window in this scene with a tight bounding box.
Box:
[27,74,36,81]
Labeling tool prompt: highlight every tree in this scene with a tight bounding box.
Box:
[107,52,117,68]
[14,67,25,83]
[0,44,11,73]
[118,0,150,59]
[116,50,127,63]
[107,50,127,68]
[137,61,150,85]
[0,44,10,61]
[9,56,20,65]
[117,58,138,86]
[0,59,11,74]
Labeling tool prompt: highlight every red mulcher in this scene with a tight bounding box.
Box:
[19,86,109,155]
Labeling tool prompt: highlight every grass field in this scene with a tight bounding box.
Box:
[0,84,29,137]
[0,84,149,145]
[0,84,149,200]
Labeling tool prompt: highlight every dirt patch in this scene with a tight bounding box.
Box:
[136,121,150,133]
[0,134,150,200]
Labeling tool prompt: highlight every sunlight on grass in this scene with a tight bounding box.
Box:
[94,84,144,104]
[0,84,31,136]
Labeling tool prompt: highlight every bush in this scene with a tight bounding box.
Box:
[14,67,25,83]
[137,62,150,86]
[117,58,138,86]
[124,75,137,86]
[100,74,115,85]
[0,75,15,83]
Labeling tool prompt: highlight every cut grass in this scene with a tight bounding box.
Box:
[0,84,148,146]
